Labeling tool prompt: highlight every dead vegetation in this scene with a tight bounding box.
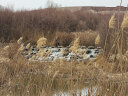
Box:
[0,1,128,95]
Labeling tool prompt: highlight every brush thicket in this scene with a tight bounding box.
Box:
[18,43,25,52]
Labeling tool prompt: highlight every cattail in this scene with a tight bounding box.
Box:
[95,34,100,45]
[26,43,31,49]
[18,43,25,52]
[17,37,23,45]
[69,37,80,54]
[121,11,128,29]
[4,45,10,51]
[37,37,47,48]
[109,14,116,29]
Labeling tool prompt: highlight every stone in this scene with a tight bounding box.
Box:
[90,55,94,58]
[86,50,92,54]
[88,46,95,49]
[81,46,86,49]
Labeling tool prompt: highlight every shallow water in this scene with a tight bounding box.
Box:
[53,86,97,96]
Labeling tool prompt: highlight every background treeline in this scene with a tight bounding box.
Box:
[0,7,119,46]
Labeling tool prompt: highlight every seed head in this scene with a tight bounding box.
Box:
[17,37,23,45]
[109,14,116,29]
[26,43,31,49]
[121,11,128,29]
[95,34,100,45]
[37,37,47,48]
[18,43,25,52]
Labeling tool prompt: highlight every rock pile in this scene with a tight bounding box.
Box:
[21,46,103,62]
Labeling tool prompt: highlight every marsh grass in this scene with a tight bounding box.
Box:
[1,41,128,96]
[1,1,128,96]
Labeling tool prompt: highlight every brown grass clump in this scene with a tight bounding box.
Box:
[109,13,116,29]
[69,37,80,54]
[37,37,47,48]
[121,11,128,29]
[1,42,128,95]
[95,34,100,46]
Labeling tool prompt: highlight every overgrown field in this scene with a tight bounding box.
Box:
[0,4,128,96]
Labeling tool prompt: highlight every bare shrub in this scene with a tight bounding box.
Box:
[52,32,74,47]
[73,31,98,46]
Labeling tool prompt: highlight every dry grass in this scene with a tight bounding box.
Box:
[69,37,80,54]
[121,11,128,29]
[95,34,101,46]
[17,37,23,45]
[0,1,128,96]
[52,31,98,47]
[1,38,128,96]
[72,31,98,46]
[37,37,47,48]
[26,43,31,49]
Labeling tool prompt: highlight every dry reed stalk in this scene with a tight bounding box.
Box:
[26,43,31,49]
[69,37,80,54]
[52,70,59,80]
[17,37,23,45]
[95,34,100,45]
[83,53,87,59]
[18,43,25,52]
[104,14,117,56]
[109,14,116,29]
[37,37,47,48]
